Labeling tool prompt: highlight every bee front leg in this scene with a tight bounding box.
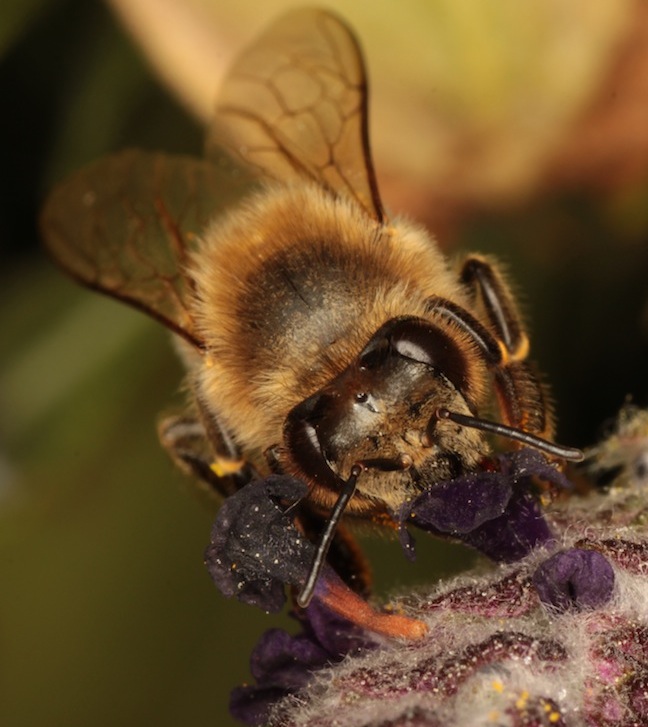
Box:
[458,255,554,440]
[158,404,257,498]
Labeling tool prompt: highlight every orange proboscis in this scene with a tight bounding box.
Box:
[318,574,428,640]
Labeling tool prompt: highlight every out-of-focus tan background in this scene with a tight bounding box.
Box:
[1,1,647,726]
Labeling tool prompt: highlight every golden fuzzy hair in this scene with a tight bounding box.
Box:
[189,183,489,454]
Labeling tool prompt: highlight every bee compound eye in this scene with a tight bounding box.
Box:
[392,336,433,366]
[358,336,390,371]
[390,321,437,367]
[388,319,469,394]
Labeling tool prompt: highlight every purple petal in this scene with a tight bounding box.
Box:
[533,548,616,612]
[400,449,563,562]
[503,448,572,490]
[405,471,513,535]
[300,598,373,657]
[461,489,555,562]
[229,599,374,724]
[204,475,313,612]
[249,628,329,686]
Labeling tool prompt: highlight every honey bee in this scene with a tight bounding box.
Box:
[42,8,581,639]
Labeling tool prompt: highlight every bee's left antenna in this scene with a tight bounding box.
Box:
[296,465,362,608]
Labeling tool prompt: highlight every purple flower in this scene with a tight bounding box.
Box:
[230,599,373,725]
[532,548,615,612]
[400,449,568,562]
[219,451,579,724]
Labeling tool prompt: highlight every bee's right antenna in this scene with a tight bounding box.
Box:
[435,408,584,462]
[296,464,362,609]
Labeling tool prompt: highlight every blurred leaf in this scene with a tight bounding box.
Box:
[547,0,648,193]
[0,0,53,58]
[42,22,152,180]
[0,264,273,727]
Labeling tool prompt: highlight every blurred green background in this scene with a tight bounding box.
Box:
[1,1,647,726]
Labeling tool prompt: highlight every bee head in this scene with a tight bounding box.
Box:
[284,317,489,511]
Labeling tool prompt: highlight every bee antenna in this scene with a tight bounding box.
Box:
[296,464,362,608]
[435,408,584,462]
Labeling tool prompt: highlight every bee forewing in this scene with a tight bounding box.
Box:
[40,149,254,348]
[207,7,384,223]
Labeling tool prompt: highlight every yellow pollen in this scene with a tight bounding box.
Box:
[211,457,245,477]
[515,690,529,710]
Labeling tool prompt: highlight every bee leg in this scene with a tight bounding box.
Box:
[459,255,528,359]
[491,352,554,440]
[458,255,554,439]
[426,285,552,443]
[157,412,256,498]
